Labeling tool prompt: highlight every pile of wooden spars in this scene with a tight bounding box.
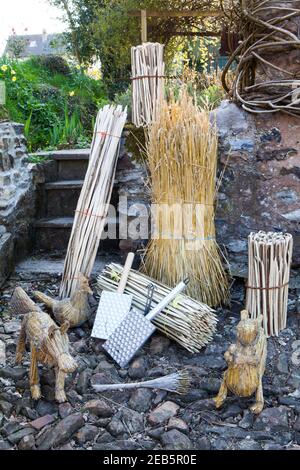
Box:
[246,231,293,337]
[97,262,218,353]
[60,105,127,298]
[131,42,165,127]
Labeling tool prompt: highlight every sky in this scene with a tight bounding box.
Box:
[0,0,66,54]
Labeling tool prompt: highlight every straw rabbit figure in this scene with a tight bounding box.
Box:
[214,310,267,414]
[33,273,92,328]
[13,287,77,403]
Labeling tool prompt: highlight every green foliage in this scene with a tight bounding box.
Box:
[26,154,51,164]
[114,87,132,115]
[166,68,225,110]
[5,36,29,58]
[0,56,108,150]
[37,55,71,75]
[49,104,89,149]
[49,0,224,97]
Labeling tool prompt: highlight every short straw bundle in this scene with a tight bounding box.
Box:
[131,42,165,127]
[93,371,190,395]
[60,105,127,298]
[246,231,293,337]
[97,263,218,353]
[143,92,229,307]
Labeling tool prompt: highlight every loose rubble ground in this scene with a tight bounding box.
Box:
[0,272,299,451]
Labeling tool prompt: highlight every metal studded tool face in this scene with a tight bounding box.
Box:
[91,292,133,340]
[102,308,156,368]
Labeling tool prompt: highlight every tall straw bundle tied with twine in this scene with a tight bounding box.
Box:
[142,91,229,307]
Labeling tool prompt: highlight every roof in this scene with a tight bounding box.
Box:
[4,33,66,57]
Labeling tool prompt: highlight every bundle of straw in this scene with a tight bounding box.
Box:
[131,42,165,127]
[246,231,293,337]
[143,92,229,307]
[60,105,127,298]
[97,263,217,353]
[93,371,190,395]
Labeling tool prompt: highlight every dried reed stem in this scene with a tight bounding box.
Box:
[93,371,190,395]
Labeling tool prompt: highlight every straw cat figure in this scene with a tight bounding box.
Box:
[33,273,92,327]
[13,287,77,403]
[214,310,267,414]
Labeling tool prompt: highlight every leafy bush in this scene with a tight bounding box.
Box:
[0,57,109,151]
[37,55,70,75]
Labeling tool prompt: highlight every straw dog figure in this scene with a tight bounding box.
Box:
[214,310,267,414]
[14,288,77,403]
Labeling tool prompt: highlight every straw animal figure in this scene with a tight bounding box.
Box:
[33,273,92,328]
[214,310,267,414]
[13,287,77,403]
[143,91,229,307]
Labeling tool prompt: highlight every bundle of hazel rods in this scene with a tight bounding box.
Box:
[97,263,218,353]
[143,91,229,307]
[131,42,165,127]
[60,105,127,298]
[246,231,293,337]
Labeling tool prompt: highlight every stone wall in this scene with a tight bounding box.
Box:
[120,104,300,275]
[116,130,150,252]
[215,101,300,275]
[0,122,36,286]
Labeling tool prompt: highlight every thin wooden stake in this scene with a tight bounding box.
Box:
[141,9,147,43]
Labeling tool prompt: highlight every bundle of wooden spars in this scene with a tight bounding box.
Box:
[131,42,165,127]
[60,105,127,298]
[142,91,229,307]
[97,263,218,353]
[246,231,293,337]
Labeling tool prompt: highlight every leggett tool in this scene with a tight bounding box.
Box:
[102,278,189,368]
[91,253,134,339]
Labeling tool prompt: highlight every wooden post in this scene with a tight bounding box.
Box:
[141,9,147,43]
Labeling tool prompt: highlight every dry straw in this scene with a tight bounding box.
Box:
[131,42,165,127]
[93,370,190,395]
[142,91,229,307]
[246,231,293,337]
[97,263,217,353]
[60,105,127,298]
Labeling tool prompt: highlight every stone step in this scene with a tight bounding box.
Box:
[32,149,90,181]
[13,252,123,281]
[32,149,90,161]
[43,179,119,218]
[44,180,83,217]
[45,180,84,190]
[34,217,120,253]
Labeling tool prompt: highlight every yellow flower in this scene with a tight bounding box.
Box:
[69,91,75,97]
[1,65,8,72]
[11,76,17,82]
[11,69,16,75]
[75,65,81,70]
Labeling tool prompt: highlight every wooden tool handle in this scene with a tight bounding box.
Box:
[117,252,135,293]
